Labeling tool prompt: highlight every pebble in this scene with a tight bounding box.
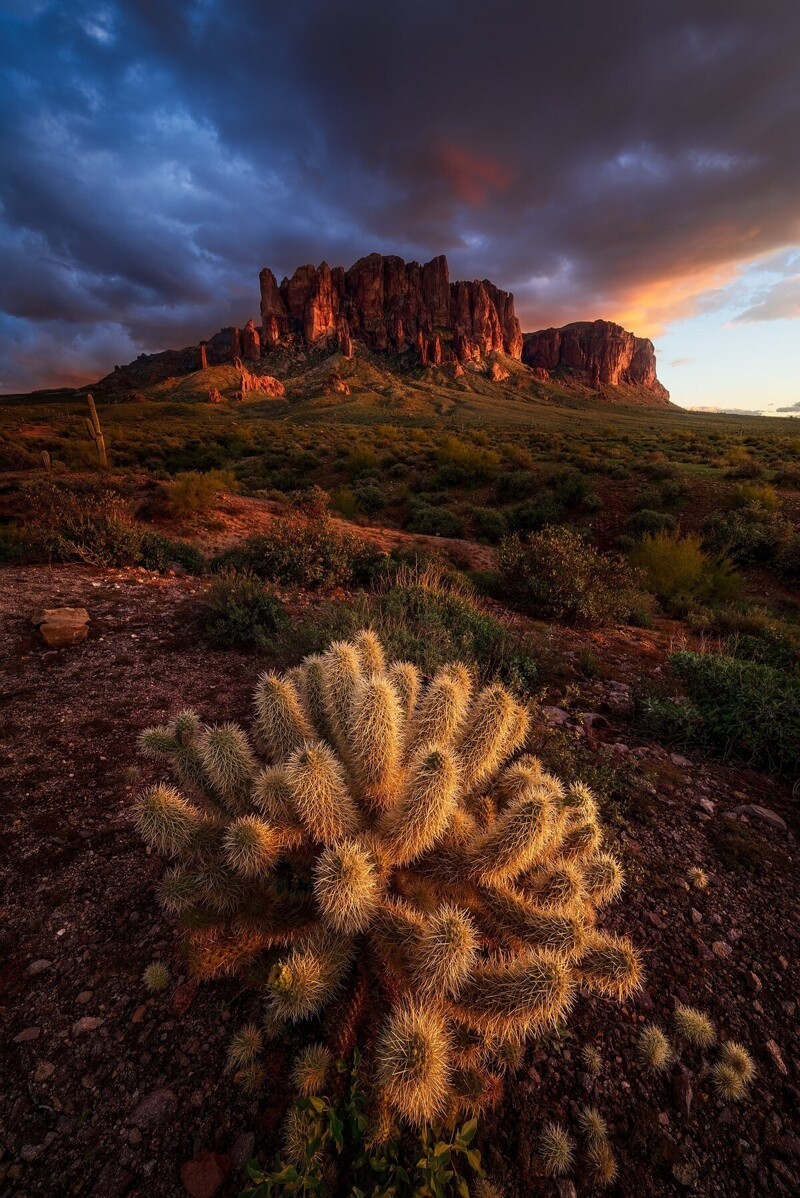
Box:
[33,1060,55,1083]
[130,1088,178,1129]
[72,1016,104,1036]
[732,805,787,832]
[765,1040,788,1076]
[712,941,733,959]
[691,909,702,925]
[76,990,93,1004]
[14,1027,41,1043]
[27,959,52,976]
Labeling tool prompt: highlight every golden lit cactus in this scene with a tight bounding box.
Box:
[133,631,642,1130]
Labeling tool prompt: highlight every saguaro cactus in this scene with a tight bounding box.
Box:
[84,394,107,466]
[135,632,642,1131]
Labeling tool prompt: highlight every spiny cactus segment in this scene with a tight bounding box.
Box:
[142,961,170,993]
[134,631,642,1130]
[673,1005,716,1049]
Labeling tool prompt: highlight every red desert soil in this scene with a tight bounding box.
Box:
[1,563,799,1197]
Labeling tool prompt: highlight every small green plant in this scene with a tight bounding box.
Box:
[142,961,170,993]
[202,568,285,651]
[241,1053,489,1196]
[581,1045,603,1076]
[139,531,206,575]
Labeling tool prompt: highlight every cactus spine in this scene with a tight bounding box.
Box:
[133,632,642,1130]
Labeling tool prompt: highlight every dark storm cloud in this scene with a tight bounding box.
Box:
[1,0,800,389]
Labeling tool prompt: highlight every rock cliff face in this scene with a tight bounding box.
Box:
[522,320,669,403]
[259,253,522,365]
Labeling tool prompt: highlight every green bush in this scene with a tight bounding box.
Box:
[731,483,779,511]
[670,650,800,774]
[498,528,647,627]
[495,470,536,501]
[372,569,539,690]
[636,691,704,744]
[625,510,677,540]
[702,505,788,565]
[169,469,236,515]
[21,479,142,566]
[406,500,464,538]
[139,532,206,575]
[470,506,508,544]
[505,494,562,534]
[202,568,285,651]
[629,531,709,604]
[212,518,386,590]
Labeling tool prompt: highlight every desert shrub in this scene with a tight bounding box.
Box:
[202,568,286,650]
[628,531,734,606]
[625,510,677,540]
[495,470,536,502]
[347,447,379,476]
[373,569,539,690]
[506,494,563,534]
[330,486,358,518]
[702,505,788,565]
[406,500,464,538]
[635,690,704,745]
[470,506,508,545]
[777,533,800,583]
[498,529,647,627]
[136,630,642,1133]
[436,436,500,482]
[731,483,779,511]
[20,478,142,565]
[169,469,236,515]
[670,650,800,774]
[726,628,798,670]
[212,515,386,590]
[351,479,388,515]
[139,532,206,575]
[550,469,597,510]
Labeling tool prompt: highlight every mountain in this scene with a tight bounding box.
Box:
[87,253,670,408]
[522,321,670,405]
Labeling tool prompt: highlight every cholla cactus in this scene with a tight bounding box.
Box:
[134,632,642,1129]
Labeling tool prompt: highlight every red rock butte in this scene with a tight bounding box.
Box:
[259,252,523,366]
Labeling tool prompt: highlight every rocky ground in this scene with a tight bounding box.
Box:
[1,563,798,1198]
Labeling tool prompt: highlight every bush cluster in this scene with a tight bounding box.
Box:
[498,529,646,627]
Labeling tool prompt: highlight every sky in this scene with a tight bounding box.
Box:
[1,1,799,410]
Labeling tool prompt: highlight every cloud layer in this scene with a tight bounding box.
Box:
[1,0,799,390]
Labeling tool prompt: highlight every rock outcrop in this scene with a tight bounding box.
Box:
[259,253,522,366]
[522,320,669,403]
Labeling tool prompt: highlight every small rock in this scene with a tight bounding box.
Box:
[542,706,571,726]
[131,1004,148,1024]
[130,1088,178,1129]
[181,1149,231,1198]
[712,941,733,959]
[72,1016,104,1036]
[765,1040,788,1076]
[14,1026,41,1043]
[673,1064,693,1117]
[33,1060,55,1083]
[171,979,199,1017]
[672,1161,698,1188]
[691,909,702,925]
[555,1181,578,1198]
[20,1144,42,1163]
[27,959,52,976]
[732,805,787,832]
[648,912,667,930]
[76,990,93,1005]
[128,1128,142,1146]
[748,971,763,992]
[698,798,715,815]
